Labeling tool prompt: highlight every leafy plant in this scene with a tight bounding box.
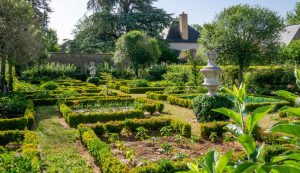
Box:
[0,94,27,115]
[209,132,218,143]
[33,89,51,99]
[128,79,149,87]
[87,77,101,86]
[193,94,233,122]
[125,147,136,165]
[191,135,201,144]
[160,126,173,136]
[161,143,173,154]
[135,127,149,140]
[174,134,183,144]
[108,133,120,144]
[42,81,59,90]
[172,153,187,161]
[184,150,233,173]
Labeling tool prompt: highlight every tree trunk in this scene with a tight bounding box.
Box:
[8,56,13,92]
[1,54,7,95]
[135,67,139,78]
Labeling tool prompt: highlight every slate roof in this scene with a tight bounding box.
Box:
[163,21,200,43]
[280,24,300,45]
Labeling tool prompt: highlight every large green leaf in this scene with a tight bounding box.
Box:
[216,150,233,173]
[233,162,261,173]
[237,135,256,155]
[224,124,243,136]
[271,153,300,163]
[274,90,297,103]
[246,105,275,134]
[270,123,300,138]
[212,108,242,125]
[262,164,300,173]
[279,107,300,118]
[202,150,216,173]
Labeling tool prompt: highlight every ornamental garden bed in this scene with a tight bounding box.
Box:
[59,97,165,127]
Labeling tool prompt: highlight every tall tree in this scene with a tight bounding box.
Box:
[113,30,161,77]
[0,0,42,94]
[69,0,173,53]
[200,4,284,84]
[44,28,61,52]
[287,2,300,25]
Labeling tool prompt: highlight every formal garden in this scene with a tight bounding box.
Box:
[2,0,300,173]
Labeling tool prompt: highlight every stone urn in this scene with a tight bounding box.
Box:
[89,62,96,77]
[201,50,221,96]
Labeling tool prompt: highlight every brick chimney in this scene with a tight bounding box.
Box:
[179,12,189,40]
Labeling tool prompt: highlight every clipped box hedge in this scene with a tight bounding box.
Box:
[120,86,165,94]
[0,100,36,131]
[87,117,191,138]
[79,126,128,173]
[0,130,24,145]
[199,121,229,140]
[135,97,165,113]
[146,92,168,101]
[168,95,193,109]
[59,103,144,127]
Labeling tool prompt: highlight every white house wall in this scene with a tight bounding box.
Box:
[170,43,199,50]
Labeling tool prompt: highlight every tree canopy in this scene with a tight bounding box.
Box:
[67,0,173,53]
[287,2,300,25]
[113,30,161,77]
[200,4,284,84]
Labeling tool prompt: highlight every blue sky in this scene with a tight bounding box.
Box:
[49,0,299,43]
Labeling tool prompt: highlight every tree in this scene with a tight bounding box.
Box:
[280,40,300,65]
[44,29,61,52]
[69,0,173,53]
[185,50,202,86]
[113,30,161,77]
[157,40,178,64]
[200,4,284,84]
[0,0,42,94]
[287,2,300,25]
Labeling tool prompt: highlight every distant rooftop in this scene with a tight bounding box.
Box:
[280,24,300,45]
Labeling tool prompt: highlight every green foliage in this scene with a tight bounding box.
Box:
[209,132,218,143]
[78,126,128,173]
[33,89,51,99]
[199,121,229,140]
[146,92,168,101]
[135,97,164,113]
[200,4,284,83]
[161,143,173,154]
[0,100,35,131]
[160,126,173,137]
[287,2,300,25]
[0,130,24,145]
[184,150,233,173]
[45,28,61,52]
[145,65,167,81]
[0,94,27,115]
[281,40,300,64]
[193,94,233,122]
[114,30,161,77]
[163,65,194,86]
[21,62,77,81]
[42,81,59,90]
[129,79,149,88]
[87,117,191,138]
[135,127,149,140]
[168,95,193,108]
[87,77,101,86]
[130,159,188,173]
[157,40,178,64]
[120,86,165,94]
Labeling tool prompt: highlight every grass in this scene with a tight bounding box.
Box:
[35,106,93,173]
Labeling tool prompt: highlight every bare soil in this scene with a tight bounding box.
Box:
[103,133,243,168]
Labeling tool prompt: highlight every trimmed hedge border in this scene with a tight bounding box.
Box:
[146,92,168,101]
[135,97,165,113]
[168,95,193,108]
[199,121,229,140]
[79,126,128,173]
[59,103,144,127]
[0,100,36,131]
[22,131,40,171]
[85,117,191,138]
[120,86,165,94]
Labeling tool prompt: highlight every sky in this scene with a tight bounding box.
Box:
[49,0,299,43]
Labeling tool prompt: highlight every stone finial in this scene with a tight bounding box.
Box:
[201,50,221,96]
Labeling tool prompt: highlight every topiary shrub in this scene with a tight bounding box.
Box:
[42,81,59,90]
[193,94,233,122]
[128,79,149,87]
[87,77,101,86]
